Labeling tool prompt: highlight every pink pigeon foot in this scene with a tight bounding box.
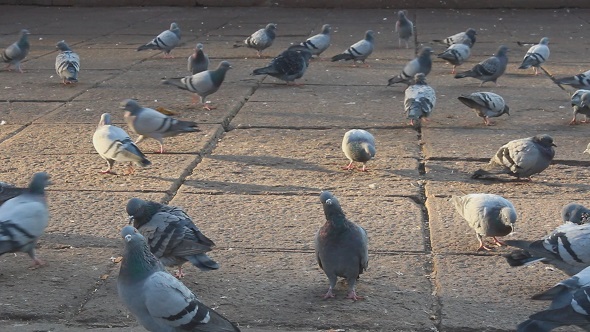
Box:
[99,170,117,175]
[346,290,364,301]
[322,288,335,299]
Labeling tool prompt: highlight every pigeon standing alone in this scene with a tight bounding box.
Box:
[395,10,413,49]
[55,40,80,84]
[433,28,477,47]
[315,191,369,301]
[120,99,200,154]
[244,23,277,57]
[437,40,471,74]
[556,69,590,89]
[252,49,312,85]
[92,113,151,175]
[518,37,550,75]
[288,24,331,58]
[137,22,181,58]
[162,61,232,110]
[0,172,51,268]
[341,129,376,172]
[330,30,375,66]
[387,47,433,86]
[117,226,240,332]
[562,203,590,225]
[450,193,517,251]
[1,29,30,73]
[187,43,209,75]
[404,73,436,127]
[472,134,556,180]
[454,45,509,86]
[569,89,590,125]
[457,92,510,126]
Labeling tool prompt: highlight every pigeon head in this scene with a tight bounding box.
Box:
[539,37,549,45]
[170,22,179,31]
[56,40,71,52]
[217,61,232,71]
[495,45,509,56]
[580,93,590,108]
[321,24,331,34]
[119,225,162,278]
[398,10,408,19]
[418,47,433,59]
[266,23,277,31]
[126,198,156,227]
[196,43,204,50]
[120,99,142,114]
[534,134,556,148]
[499,206,517,229]
[98,113,112,126]
[466,28,477,37]
[28,172,51,194]
[562,203,590,225]
[365,30,375,42]
[319,191,347,224]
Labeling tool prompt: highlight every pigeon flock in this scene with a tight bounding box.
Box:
[3,7,590,332]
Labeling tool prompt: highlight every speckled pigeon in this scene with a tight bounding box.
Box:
[2,29,30,73]
[387,47,433,86]
[315,191,368,301]
[331,30,374,65]
[455,45,509,86]
[458,92,510,126]
[562,203,590,225]
[55,40,80,84]
[187,43,209,75]
[556,69,590,89]
[404,73,436,127]
[137,23,181,58]
[288,24,331,58]
[244,23,277,57]
[341,129,376,172]
[437,40,471,74]
[117,226,240,332]
[252,49,312,85]
[569,89,590,125]
[395,10,413,48]
[433,28,477,47]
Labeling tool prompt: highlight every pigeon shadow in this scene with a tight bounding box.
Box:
[207,154,334,173]
[182,179,320,195]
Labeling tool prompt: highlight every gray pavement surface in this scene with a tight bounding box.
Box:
[0,5,589,332]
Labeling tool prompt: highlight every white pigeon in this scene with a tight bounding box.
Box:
[341,129,376,172]
[288,24,331,58]
[437,40,471,74]
[92,113,151,175]
[433,28,477,47]
[569,89,590,125]
[518,37,550,75]
[457,92,510,126]
[404,73,436,127]
[556,69,590,89]
[330,30,374,65]
[137,22,181,58]
[55,40,80,84]
[244,23,277,57]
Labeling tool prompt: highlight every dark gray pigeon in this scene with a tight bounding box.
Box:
[117,226,240,332]
[569,89,590,125]
[162,61,232,110]
[437,40,471,74]
[433,28,477,47]
[55,40,80,84]
[252,49,312,85]
[518,37,550,76]
[288,24,331,58]
[458,92,510,126]
[562,203,590,225]
[395,10,413,49]
[0,172,51,268]
[404,73,436,127]
[556,69,590,89]
[126,198,219,278]
[2,29,30,73]
[315,191,368,301]
[472,134,556,180]
[331,30,374,65]
[454,45,509,86]
[450,193,516,251]
[137,22,181,58]
[341,129,376,172]
[0,181,26,206]
[187,43,209,75]
[120,99,199,154]
[387,47,433,86]
[244,23,277,57]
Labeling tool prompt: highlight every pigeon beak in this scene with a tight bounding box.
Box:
[552,143,557,147]
[127,215,134,224]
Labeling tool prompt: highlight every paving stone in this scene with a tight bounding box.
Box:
[0,102,64,125]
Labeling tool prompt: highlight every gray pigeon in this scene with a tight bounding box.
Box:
[387,47,433,86]
[137,22,181,58]
[504,223,590,276]
[556,69,590,89]
[433,28,477,47]
[0,172,50,267]
[162,61,232,110]
[331,30,375,65]
[569,89,590,125]
[93,113,151,175]
[117,226,240,332]
[315,191,368,301]
[341,129,376,172]
[450,193,517,251]
[585,142,590,156]
[562,203,590,225]
[395,10,413,49]
[187,43,209,75]
[531,265,590,310]
[454,45,509,86]
[1,29,30,73]
[288,24,331,58]
[472,134,556,180]
[458,92,510,126]
[120,99,199,154]
[126,198,219,278]
[252,49,312,85]
[0,181,26,207]
[518,37,550,75]
[55,40,80,84]
[437,40,471,74]
[244,23,277,57]
[404,73,436,127]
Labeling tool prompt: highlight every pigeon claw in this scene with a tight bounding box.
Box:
[99,170,117,175]
[322,289,335,299]
[174,267,185,279]
[493,237,507,247]
[29,258,46,269]
[346,290,364,301]
[203,104,217,111]
[477,244,494,251]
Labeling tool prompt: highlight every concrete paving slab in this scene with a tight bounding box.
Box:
[0,101,64,125]
[0,124,24,141]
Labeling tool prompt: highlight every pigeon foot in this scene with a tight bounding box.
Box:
[346,290,364,301]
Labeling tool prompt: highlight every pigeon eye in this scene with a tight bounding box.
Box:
[125,234,132,242]
[325,199,332,205]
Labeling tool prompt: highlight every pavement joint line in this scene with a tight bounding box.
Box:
[72,262,121,324]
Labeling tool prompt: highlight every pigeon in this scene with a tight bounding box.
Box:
[92,113,151,175]
[330,30,375,65]
[395,10,413,49]
[562,203,590,225]
[504,223,590,276]
[287,24,331,58]
[518,37,550,75]
[1,29,30,73]
[162,61,232,110]
[531,265,590,310]
[126,198,219,278]
[585,143,590,157]
[404,73,436,127]
[454,45,509,86]
[569,89,590,125]
[556,69,590,89]
[117,226,240,332]
[457,92,510,126]
[187,43,209,75]
[252,49,312,85]
[387,47,433,86]
[120,99,199,154]
[472,134,556,180]
[137,22,181,58]
[244,23,277,57]
[54,40,80,84]
[0,172,51,267]
[0,182,26,207]
[450,193,517,251]
[315,191,368,301]
[341,129,376,172]
[437,40,471,74]
[433,28,477,47]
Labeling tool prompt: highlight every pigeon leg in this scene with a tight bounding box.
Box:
[569,118,578,125]
[451,66,456,74]
[30,258,46,269]
[323,287,335,299]
[256,50,262,58]
[99,169,117,175]
[346,289,364,301]
[100,160,117,175]
[534,67,539,76]
[155,144,165,154]
[476,234,493,251]
[174,266,185,279]
[342,161,355,171]
[409,119,415,126]
[484,117,495,126]
[124,163,136,175]
[492,237,507,247]
[360,164,369,172]
[16,63,24,73]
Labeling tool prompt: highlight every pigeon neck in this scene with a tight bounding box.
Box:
[324,207,347,228]
[28,178,46,195]
[120,242,162,281]
[210,68,228,87]
[18,34,29,48]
